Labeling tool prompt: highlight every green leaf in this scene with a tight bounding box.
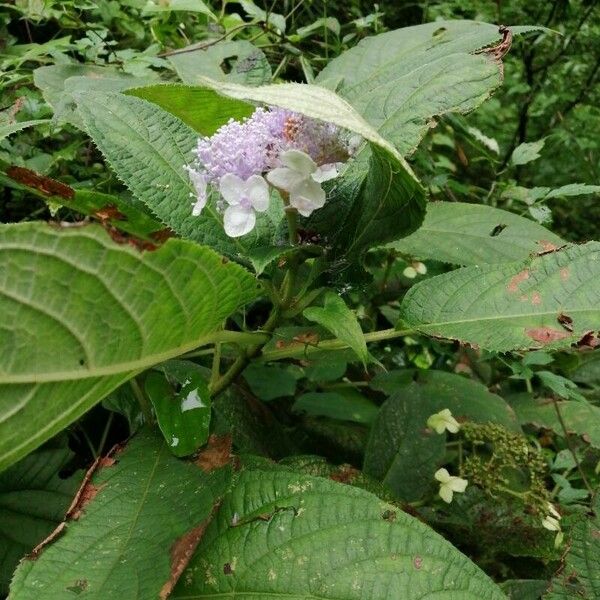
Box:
[317,21,541,156]
[0,223,258,471]
[509,393,600,448]
[293,390,378,424]
[544,183,600,199]
[511,139,545,166]
[34,64,154,126]
[74,91,239,255]
[9,429,232,600]
[390,202,565,265]
[142,0,215,16]
[242,363,297,401]
[0,119,50,142]
[304,292,369,365]
[365,370,520,501]
[544,493,600,599]
[239,0,286,32]
[127,84,254,136]
[168,41,272,87]
[193,78,427,254]
[145,362,212,457]
[173,467,506,599]
[0,444,82,595]
[400,242,600,352]
[501,580,548,599]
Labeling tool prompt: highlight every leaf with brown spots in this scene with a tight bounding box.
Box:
[507,269,529,293]
[9,430,232,600]
[525,327,571,345]
[195,434,233,473]
[6,166,74,199]
[171,467,506,598]
[557,313,573,332]
[159,502,221,600]
[401,242,600,352]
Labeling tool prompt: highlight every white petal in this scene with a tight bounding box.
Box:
[245,175,270,212]
[223,205,256,237]
[434,468,451,484]
[219,173,246,206]
[187,169,207,215]
[312,162,342,183]
[542,516,561,531]
[448,476,468,493]
[267,167,304,192]
[280,149,317,176]
[191,196,206,217]
[439,484,453,503]
[289,178,326,217]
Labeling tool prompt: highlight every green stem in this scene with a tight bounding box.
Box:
[260,327,414,362]
[210,342,222,388]
[130,378,153,425]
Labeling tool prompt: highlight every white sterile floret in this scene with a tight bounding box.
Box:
[186,168,208,216]
[434,468,468,503]
[219,174,270,238]
[267,149,341,217]
[427,408,461,434]
[541,515,561,531]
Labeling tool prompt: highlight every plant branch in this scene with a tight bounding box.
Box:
[552,397,594,496]
[260,327,414,362]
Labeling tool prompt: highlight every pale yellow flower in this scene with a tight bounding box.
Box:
[434,468,468,503]
[427,409,460,434]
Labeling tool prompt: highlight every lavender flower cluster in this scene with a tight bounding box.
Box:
[186,106,357,238]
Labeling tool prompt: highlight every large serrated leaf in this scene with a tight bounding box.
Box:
[390,202,565,265]
[0,223,258,471]
[400,242,600,352]
[317,21,541,156]
[544,493,600,599]
[365,370,520,501]
[9,429,232,600]
[173,467,506,599]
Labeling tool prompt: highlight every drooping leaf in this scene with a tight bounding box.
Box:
[0,223,258,471]
[9,429,232,600]
[544,493,600,599]
[126,84,253,135]
[0,169,165,243]
[0,444,82,595]
[400,242,600,352]
[316,20,542,156]
[509,393,600,448]
[390,202,564,265]
[304,292,369,365]
[503,184,600,205]
[168,40,271,86]
[145,361,212,457]
[173,467,506,599]
[365,370,520,501]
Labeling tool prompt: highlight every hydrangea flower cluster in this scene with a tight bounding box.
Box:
[185,106,356,237]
